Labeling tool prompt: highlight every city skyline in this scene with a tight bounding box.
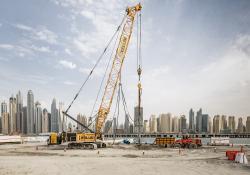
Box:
[1,89,250,122]
[0,0,250,122]
[1,89,250,136]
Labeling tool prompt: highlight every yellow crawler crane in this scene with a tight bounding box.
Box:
[48,3,142,149]
[95,3,142,139]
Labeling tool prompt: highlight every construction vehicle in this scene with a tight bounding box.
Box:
[154,137,175,147]
[48,3,142,149]
[154,137,202,149]
[174,138,202,148]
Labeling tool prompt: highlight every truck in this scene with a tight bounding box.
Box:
[155,137,202,149]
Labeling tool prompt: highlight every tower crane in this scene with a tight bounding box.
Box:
[48,3,142,149]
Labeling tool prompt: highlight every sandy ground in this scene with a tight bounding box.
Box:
[0,143,249,175]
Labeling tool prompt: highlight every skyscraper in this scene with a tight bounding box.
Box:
[201,114,209,133]
[124,114,130,134]
[51,98,58,132]
[34,101,42,134]
[42,108,49,133]
[213,115,220,134]
[228,116,236,133]
[189,108,195,132]
[159,113,172,133]
[9,96,17,134]
[48,112,51,132]
[27,90,35,134]
[1,101,8,134]
[22,106,27,134]
[246,116,250,133]
[16,91,23,134]
[76,113,87,131]
[179,115,187,133]
[134,106,143,134]
[237,117,244,133]
[156,117,161,133]
[58,102,66,132]
[149,115,157,133]
[196,108,202,133]
[143,120,149,133]
[112,117,117,134]
[104,120,113,134]
[172,116,179,133]
[221,115,227,131]
[2,113,9,134]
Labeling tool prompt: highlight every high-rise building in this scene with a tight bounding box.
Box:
[172,116,179,133]
[179,115,187,133]
[42,108,49,133]
[27,90,35,134]
[76,114,87,131]
[156,117,161,133]
[22,107,27,134]
[134,106,143,134]
[104,120,113,134]
[2,113,9,134]
[213,115,220,134]
[228,116,236,133]
[58,102,66,132]
[143,120,149,133]
[201,114,209,133]
[51,98,58,132]
[221,115,227,131]
[189,108,195,132]
[1,101,8,134]
[0,116,1,133]
[246,116,250,133]
[1,101,7,114]
[9,96,17,134]
[149,115,157,133]
[237,117,244,133]
[88,116,95,131]
[112,117,117,134]
[208,117,212,134]
[124,114,130,134]
[48,113,51,132]
[34,101,42,134]
[129,124,134,134]
[159,113,172,133]
[196,108,202,133]
[16,91,23,134]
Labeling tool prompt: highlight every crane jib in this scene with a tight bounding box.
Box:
[95,3,142,138]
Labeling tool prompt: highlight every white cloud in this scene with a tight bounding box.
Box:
[14,23,33,31]
[30,45,51,53]
[65,48,72,55]
[150,65,170,77]
[59,60,77,69]
[0,44,14,50]
[63,81,76,85]
[81,10,95,20]
[79,67,104,77]
[14,23,58,44]
[34,27,58,44]
[52,0,125,59]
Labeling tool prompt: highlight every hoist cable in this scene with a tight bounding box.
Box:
[65,14,127,114]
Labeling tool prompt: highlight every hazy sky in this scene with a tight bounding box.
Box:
[0,0,250,123]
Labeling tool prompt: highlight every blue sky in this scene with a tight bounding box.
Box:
[0,0,250,123]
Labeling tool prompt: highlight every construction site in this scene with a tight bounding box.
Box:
[1,1,250,175]
[0,143,249,175]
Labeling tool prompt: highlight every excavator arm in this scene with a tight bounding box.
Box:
[95,3,142,138]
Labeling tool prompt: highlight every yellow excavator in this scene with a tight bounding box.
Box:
[48,3,142,149]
